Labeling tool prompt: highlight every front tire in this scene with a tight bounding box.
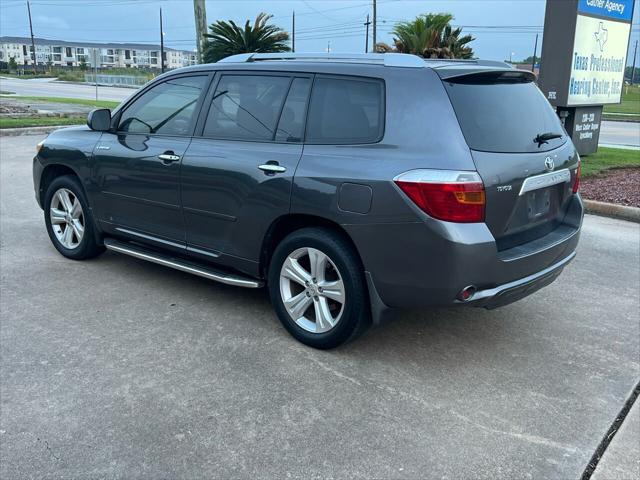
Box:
[44,175,104,260]
[268,228,371,349]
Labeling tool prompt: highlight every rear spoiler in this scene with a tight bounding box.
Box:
[434,66,536,83]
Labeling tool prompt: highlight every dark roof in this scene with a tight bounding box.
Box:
[0,36,193,54]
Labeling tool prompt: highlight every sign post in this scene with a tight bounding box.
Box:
[538,0,635,155]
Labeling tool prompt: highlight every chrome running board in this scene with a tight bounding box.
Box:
[103,238,263,289]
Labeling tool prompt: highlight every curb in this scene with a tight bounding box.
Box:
[0,125,81,137]
[584,199,640,223]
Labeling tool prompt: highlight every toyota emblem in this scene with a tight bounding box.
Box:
[544,156,555,172]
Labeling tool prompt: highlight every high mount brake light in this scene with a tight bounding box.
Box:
[394,170,485,223]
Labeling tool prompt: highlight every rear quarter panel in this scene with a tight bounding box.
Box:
[292,67,476,226]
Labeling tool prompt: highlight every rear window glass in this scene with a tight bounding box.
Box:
[306,77,384,144]
[443,75,566,153]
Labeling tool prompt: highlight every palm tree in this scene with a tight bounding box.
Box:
[375,13,474,59]
[203,13,290,63]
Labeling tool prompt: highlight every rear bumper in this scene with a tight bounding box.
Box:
[345,194,583,310]
[459,251,575,309]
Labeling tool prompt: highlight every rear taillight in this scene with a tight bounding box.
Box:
[572,162,581,194]
[394,170,485,223]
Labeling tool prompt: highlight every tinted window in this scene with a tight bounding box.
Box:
[306,77,384,144]
[203,75,291,141]
[118,76,207,135]
[275,78,311,142]
[444,75,566,153]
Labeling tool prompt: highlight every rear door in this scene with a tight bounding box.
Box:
[440,70,580,249]
[181,72,312,263]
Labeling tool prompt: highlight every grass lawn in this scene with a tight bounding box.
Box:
[1,95,119,109]
[603,84,640,120]
[581,146,640,177]
[0,116,84,129]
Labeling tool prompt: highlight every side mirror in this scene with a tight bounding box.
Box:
[87,108,111,132]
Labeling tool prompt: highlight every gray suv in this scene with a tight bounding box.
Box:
[33,53,583,349]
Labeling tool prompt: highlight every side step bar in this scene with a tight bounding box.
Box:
[103,238,264,289]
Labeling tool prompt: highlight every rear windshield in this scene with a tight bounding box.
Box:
[443,74,566,153]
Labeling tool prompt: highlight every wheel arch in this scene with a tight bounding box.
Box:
[39,164,82,207]
[259,214,365,278]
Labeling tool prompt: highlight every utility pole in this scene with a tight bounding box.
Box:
[160,7,165,73]
[531,33,539,73]
[631,40,638,85]
[364,14,371,53]
[372,0,377,52]
[292,11,295,53]
[26,1,37,74]
[193,0,207,64]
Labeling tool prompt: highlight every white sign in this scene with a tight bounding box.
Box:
[567,14,630,105]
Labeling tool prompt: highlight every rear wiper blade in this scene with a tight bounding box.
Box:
[534,132,563,147]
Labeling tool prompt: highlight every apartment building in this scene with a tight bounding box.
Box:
[0,36,197,70]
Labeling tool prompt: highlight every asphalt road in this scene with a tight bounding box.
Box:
[1,77,639,148]
[1,134,639,479]
[599,120,640,148]
[0,76,136,102]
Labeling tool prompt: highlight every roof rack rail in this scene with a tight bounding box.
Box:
[218,52,426,68]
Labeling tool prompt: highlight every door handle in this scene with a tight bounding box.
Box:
[258,163,287,174]
[158,153,181,163]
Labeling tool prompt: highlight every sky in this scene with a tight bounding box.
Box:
[1,0,639,63]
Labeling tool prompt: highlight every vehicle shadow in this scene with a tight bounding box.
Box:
[97,249,518,368]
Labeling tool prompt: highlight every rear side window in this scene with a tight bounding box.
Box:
[443,74,566,153]
[118,75,207,135]
[203,74,290,141]
[306,76,384,144]
[275,77,311,143]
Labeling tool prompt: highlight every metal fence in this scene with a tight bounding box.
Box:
[84,74,148,87]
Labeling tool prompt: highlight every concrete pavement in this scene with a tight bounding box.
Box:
[1,134,639,478]
[592,398,640,480]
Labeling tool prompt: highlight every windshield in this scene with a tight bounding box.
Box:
[443,75,567,153]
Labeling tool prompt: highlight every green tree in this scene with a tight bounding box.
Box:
[375,13,474,59]
[203,12,290,63]
[8,56,18,72]
[79,57,88,71]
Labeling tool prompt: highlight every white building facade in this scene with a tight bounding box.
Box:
[0,36,197,70]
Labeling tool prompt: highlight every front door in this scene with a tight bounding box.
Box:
[181,73,312,266]
[93,74,210,246]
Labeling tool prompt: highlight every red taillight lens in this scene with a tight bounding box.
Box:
[394,170,486,223]
[572,162,581,194]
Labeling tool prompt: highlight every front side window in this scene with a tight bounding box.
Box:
[306,76,384,144]
[118,75,207,136]
[203,74,291,141]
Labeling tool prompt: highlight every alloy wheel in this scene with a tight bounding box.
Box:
[279,247,346,334]
[49,188,84,250]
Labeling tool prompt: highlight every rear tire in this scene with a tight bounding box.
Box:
[268,227,371,349]
[44,175,105,260]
